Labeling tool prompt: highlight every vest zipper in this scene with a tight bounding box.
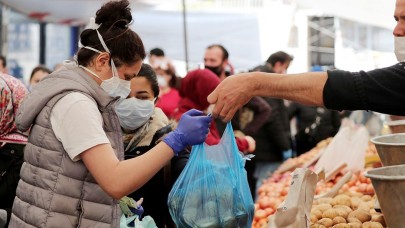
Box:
[76,199,84,228]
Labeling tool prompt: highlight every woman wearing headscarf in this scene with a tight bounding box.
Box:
[152,57,181,119]
[0,73,28,227]
[173,69,255,153]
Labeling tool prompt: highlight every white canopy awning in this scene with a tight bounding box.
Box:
[0,0,159,25]
[296,0,396,30]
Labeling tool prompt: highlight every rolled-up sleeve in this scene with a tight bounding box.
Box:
[323,63,405,116]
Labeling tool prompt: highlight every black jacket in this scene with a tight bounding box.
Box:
[249,64,291,162]
[0,143,25,227]
[252,97,291,162]
[325,63,405,115]
[288,103,341,144]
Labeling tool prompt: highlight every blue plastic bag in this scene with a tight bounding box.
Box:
[168,122,254,228]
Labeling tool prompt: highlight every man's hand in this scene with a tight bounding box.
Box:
[207,74,254,122]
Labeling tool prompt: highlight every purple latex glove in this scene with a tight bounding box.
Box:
[129,205,144,217]
[164,109,211,156]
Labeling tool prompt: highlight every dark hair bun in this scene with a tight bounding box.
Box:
[79,29,94,46]
[95,0,132,29]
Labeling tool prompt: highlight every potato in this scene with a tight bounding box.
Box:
[333,205,352,218]
[351,192,363,197]
[332,224,350,228]
[357,202,371,212]
[332,216,346,225]
[331,195,351,207]
[371,214,386,227]
[347,223,361,228]
[322,209,339,220]
[317,197,333,205]
[311,224,326,228]
[367,200,375,209]
[318,218,333,227]
[347,210,371,223]
[350,197,361,210]
[346,217,362,224]
[361,195,372,201]
[340,191,353,196]
[311,213,318,223]
[315,204,333,213]
[333,205,352,212]
[369,209,378,215]
[361,221,383,228]
[312,209,323,219]
[336,209,350,219]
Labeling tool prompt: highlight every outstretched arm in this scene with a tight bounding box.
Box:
[207,71,327,122]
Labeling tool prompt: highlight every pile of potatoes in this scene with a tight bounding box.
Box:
[310,192,386,228]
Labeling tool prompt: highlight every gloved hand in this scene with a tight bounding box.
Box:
[129,198,144,218]
[164,109,211,156]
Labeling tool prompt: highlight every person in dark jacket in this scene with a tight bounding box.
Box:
[288,103,341,155]
[0,73,28,227]
[122,64,186,228]
[251,51,294,151]
[247,51,294,197]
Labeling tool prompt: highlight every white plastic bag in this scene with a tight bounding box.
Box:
[315,125,369,174]
[120,214,157,228]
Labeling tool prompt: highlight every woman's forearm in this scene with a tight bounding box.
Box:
[81,142,174,199]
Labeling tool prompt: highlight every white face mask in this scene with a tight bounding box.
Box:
[157,75,168,88]
[115,97,155,130]
[395,36,405,62]
[80,65,131,99]
[78,28,131,98]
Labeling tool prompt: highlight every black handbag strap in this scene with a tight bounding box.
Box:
[304,107,325,134]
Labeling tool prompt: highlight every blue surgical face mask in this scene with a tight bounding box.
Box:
[115,97,155,130]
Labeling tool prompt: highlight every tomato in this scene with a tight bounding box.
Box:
[255,209,267,219]
[258,196,272,209]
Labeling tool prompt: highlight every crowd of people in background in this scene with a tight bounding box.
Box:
[0,1,383,226]
[0,44,353,227]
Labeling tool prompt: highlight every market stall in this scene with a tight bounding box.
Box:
[252,127,388,228]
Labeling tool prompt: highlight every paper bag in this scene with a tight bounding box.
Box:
[315,125,369,174]
[268,168,318,228]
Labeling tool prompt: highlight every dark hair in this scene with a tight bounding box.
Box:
[149,48,165,57]
[266,51,294,66]
[0,55,6,67]
[30,65,52,81]
[206,44,229,61]
[138,63,159,98]
[76,0,146,68]
[167,71,177,88]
